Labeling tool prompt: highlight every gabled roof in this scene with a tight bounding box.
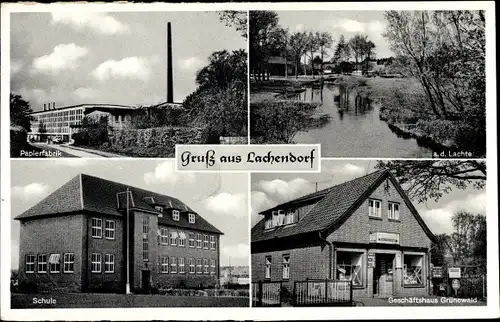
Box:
[15,174,222,234]
[251,169,435,243]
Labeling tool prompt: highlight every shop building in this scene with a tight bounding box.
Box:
[16,174,222,293]
[251,169,436,299]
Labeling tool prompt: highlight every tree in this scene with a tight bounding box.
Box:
[289,31,308,79]
[375,160,486,203]
[249,11,280,82]
[332,35,351,74]
[315,31,333,77]
[195,49,247,90]
[431,233,451,266]
[218,11,247,39]
[448,212,486,267]
[306,31,320,78]
[10,93,33,132]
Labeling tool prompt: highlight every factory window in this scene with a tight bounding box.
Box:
[189,213,196,223]
[203,235,209,249]
[404,254,424,287]
[203,258,209,274]
[189,258,195,274]
[210,236,216,250]
[104,254,115,273]
[196,258,202,274]
[210,259,216,274]
[161,257,169,273]
[178,232,186,247]
[179,257,185,273]
[91,253,101,273]
[265,256,271,279]
[336,252,363,287]
[63,253,74,273]
[388,202,400,220]
[188,233,195,248]
[49,254,61,273]
[91,218,102,238]
[160,228,169,245]
[172,210,180,221]
[369,199,382,218]
[170,230,178,246]
[282,255,290,280]
[37,254,47,273]
[105,220,115,239]
[196,233,202,248]
[170,257,177,273]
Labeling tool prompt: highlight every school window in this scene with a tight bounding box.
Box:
[189,258,195,274]
[189,213,196,223]
[196,233,202,248]
[179,257,185,273]
[404,254,424,286]
[265,257,271,279]
[196,258,202,274]
[203,235,209,249]
[26,255,35,273]
[170,230,178,246]
[143,239,149,261]
[161,257,169,273]
[282,255,290,279]
[388,202,400,220]
[189,233,195,248]
[336,252,363,287]
[63,253,74,273]
[160,228,169,245]
[49,254,61,273]
[285,210,294,225]
[37,254,47,273]
[104,254,115,273]
[105,220,115,239]
[91,218,102,238]
[142,215,149,234]
[91,253,102,273]
[210,259,216,274]
[210,236,216,250]
[369,199,381,218]
[203,258,209,274]
[170,257,177,273]
[172,210,180,221]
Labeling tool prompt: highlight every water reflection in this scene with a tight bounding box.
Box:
[288,82,433,157]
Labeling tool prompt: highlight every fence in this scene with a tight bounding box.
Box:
[220,136,248,145]
[252,281,283,307]
[455,276,486,300]
[293,279,352,307]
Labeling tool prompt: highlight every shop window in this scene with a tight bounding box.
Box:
[369,199,381,218]
[265,256,272,279]
[336,252,363,287]
[282,255,290,279]
[404,254,424,286]
[388,202,400,220]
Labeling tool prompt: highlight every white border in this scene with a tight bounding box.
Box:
[1,1,498,321]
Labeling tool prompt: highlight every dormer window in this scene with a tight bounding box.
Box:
[272,211,278,226]
[277,210,285,225]
[155,206,163,213]
[172,210,180,221]
[264,216,272,230]
[285,210,294,225]
[189,213,196,224]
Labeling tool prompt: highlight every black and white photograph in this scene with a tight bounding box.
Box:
[10,10,248,158]
[249,10,486,158]
[10,159,249,308]
[251,160,487,307]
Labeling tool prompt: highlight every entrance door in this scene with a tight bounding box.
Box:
[373,254,395,297]
[141,270,151,292]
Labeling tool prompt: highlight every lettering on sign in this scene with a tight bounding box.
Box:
[448,267,461,278]
[369,232,400,245]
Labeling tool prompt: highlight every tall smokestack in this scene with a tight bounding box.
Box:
[167,22,173,103]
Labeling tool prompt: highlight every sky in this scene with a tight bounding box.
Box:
[10,160,249,269]
[10,11,246,111]
[251,160,487,236]
[275,11,394,61]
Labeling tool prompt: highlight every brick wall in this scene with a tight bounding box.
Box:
[18,214,85,292]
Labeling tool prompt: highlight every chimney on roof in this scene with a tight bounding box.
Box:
[166,22,174,103]
[52,102,56,110]
[43,103,46,111]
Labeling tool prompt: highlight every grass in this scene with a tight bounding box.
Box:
[11,293,249,308]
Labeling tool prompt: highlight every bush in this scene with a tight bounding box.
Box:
[17,280,38,293]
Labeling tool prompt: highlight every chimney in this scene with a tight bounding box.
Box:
[166,22,173,103]
[43,103,46,111]
[52,102,56,110]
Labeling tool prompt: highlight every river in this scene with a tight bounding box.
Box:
[288,83,433,158]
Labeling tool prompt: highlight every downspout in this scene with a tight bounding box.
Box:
[318,232,334,279]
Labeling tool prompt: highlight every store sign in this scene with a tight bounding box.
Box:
[369,232,400,245]
[432,267,443,278]
[448,267,461,278]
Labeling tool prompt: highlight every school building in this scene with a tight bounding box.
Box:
[251,169,437,299]
[15,174,222,293]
